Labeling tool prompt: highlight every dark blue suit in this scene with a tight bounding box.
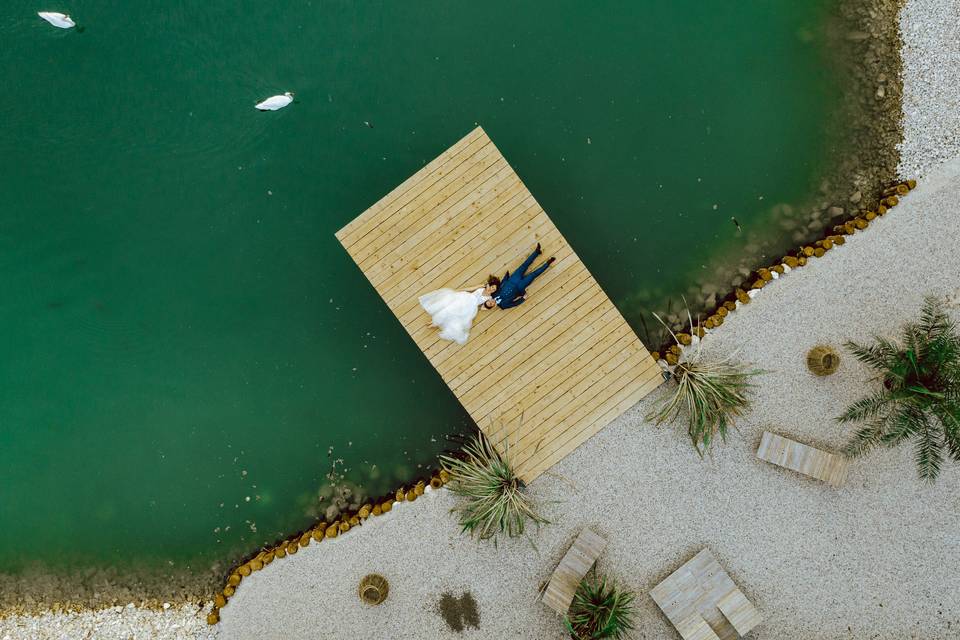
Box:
[494,246,551,309]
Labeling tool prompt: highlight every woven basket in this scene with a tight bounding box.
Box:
[807,345,840,376]
[358,574,389,605]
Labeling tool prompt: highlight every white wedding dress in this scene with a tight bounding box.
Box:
[419,288,491,345]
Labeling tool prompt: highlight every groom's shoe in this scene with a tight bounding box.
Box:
[546,256,556,266]
[536,242,542,254]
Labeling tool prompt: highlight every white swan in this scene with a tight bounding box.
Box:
[38,11,76,29]
[255,92,294,111]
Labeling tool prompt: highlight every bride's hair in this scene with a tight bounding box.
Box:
[487,274,501,289]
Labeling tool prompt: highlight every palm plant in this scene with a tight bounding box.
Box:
[839,296,960,481]
[438,432,547,541]
[564,571,637,640]
[646,312,761,455]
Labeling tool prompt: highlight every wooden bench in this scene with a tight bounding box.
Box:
[541,529,607,614]
[650,548,761,640]
[756,431,849,487]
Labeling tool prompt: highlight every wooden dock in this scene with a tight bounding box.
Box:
[335,127,662,482]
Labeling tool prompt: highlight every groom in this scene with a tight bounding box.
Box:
[487,243,555,309]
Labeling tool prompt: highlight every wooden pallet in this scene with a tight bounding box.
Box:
[336,127,662,482]
[542,529,608,615]
[676,614,722,640]
[756,431,849,487]
[650,548,762,640]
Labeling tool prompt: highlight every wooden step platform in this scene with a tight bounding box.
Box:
[335,126,662,482]
[650,548,762,640]
[756,431,849,487]
[542,529,607,615]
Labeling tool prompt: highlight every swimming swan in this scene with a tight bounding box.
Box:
[38,11,76,28]
[255,92,294,111]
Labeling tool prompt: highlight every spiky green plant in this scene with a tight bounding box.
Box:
[648,352,760,455]
[563,571,637,640]
[438,433,547,541]
[838,296,960,481]
[646,311,761,454]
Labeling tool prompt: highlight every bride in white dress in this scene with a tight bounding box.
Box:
[419,278,500,345]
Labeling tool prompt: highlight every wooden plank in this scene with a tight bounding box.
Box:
[502,374,660,482]
[406,233,569,360]
[756,431,849,487]
[479,309,639,423]
[479,320,634,440]
[338,138,490,252]
[450,295,616,395]
[336,127,485,242]
[499,334,652,439]
[456,273,600,404]
[514,361,662,479]
[376,190,535,299]
[505,343,657,469]
[336,126,662,482]
[336,128,488,244]
[716,589,762,636]
[476,317,629,456]
[351,144,506,266]
[385,201,549,320]
[361,167,521,295]
[542,529,608,615]
[363,163,520,281]
[418,241,574,359]
[395,219,561,333]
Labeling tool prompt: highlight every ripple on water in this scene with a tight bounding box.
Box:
[130,6,299,164]
[4,238,159,369]
[69,303,159,366]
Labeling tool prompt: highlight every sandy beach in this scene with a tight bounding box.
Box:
[898,0,960,177]
[212,158,960,640]
[4,1,960,638]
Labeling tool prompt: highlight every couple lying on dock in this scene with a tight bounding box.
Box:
[419,244,555,345]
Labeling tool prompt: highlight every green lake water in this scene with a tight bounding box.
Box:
[1,1,841,579]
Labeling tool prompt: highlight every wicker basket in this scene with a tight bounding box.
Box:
[806,345,840,376]
[358,574,389,605]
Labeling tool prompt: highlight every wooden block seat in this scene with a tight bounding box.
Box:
[717,588,762,636]
[541,529,607,615]
[650,548,762,640]
[676,614,722,640]
[756,430,849,486]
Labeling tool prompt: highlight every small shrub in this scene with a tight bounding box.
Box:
[646,311,761,455]
[564,571,637,640]
[439,433,547,541]
[648,352,761,456]
[839,296,960,481]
